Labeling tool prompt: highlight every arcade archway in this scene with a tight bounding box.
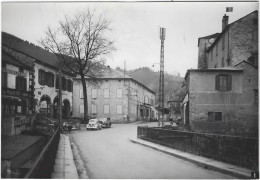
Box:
[52,97,71,119]
[39,95,51,117]
[62,99,70,119]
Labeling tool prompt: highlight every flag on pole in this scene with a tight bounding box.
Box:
[226,7,233,12]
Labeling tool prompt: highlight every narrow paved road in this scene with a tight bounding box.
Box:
[70,122,234,179]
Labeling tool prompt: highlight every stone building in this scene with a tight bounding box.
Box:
[2,32,74,135]
[197,33,220,69]
[198,11,258,69]
[180,10,258,137]
[183,61,258,137]
[73,67,156,123]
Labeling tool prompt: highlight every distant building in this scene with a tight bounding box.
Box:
[2,32,74,136]
[73,67,156,123]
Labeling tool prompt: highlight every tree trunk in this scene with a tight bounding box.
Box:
[81,75,88,123]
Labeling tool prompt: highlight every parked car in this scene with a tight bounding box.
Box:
[86,119,102,130]
[62,118,81,130]
[99,117,112,128]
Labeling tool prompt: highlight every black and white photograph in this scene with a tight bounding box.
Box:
[1,1,259,179]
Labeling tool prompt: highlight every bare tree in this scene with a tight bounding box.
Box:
[40,9,115,122]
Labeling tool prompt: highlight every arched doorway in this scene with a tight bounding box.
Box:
[39,95,51,117]
[53,96,59,119]
[62,99,70,119]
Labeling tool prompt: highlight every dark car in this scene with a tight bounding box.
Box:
[99,117,112,128]
[63,116,82,130]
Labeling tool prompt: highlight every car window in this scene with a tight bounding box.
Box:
[89,119,97,123]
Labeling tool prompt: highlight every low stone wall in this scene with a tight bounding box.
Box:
[137,126,258,170]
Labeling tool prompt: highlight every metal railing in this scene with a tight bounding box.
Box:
[24,126,60,178]
[137,126,258,170]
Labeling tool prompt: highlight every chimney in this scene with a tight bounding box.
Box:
[222,14,229,31]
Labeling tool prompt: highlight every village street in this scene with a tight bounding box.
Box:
[69,122,234,179]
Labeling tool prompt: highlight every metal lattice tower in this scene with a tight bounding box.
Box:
[159,27,165,126]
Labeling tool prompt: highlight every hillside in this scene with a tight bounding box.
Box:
[115,67,184,102]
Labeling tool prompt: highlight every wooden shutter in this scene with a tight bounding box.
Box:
[56,76,59,89]
[38,69,42,85]
[215,75,220,90]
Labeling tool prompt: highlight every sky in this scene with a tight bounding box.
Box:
[1,1,258,77]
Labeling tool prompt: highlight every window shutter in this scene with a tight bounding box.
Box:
[228,75,232,91]
[56,76,59,89]
[23,77,27,91]
[16,76,19,90]
[215,75,220,90]
[38,70,42,85]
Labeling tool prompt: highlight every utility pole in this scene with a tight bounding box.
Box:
[159,27,166,127]
[59,68,62,129]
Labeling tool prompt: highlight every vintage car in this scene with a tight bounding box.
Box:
[86,119,102,130]
[99,117,112,128]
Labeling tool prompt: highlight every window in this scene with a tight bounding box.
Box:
[16,76,27,91]
[92,89,97,99]
[55,75,59,89]
[150,99,154,106]
[80,89,83,99]
[38,69,45,85]
[117,89,122,98]
[222,36,225,50]
[227,58,231,66]
[215,74,232,91]
[46,72,54,87]
[79,104,84,114]
[2,72,7,88]
[116,105,122,114]
[208,112,222,121]
[67,80,73,92]
[254,89,258,106]
[104,89,110,99]
[62,77,66,91]
[19,67,24,73]
[144,95,149,104]
[92,104,97,114]
[104,104,110,114]
[222,57,225,67]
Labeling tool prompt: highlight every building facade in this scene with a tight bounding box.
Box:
[2,32,74,136]
[183,62,258,137]
[73,67,156,123]
[201,11,258,69]
[179,11,259,137]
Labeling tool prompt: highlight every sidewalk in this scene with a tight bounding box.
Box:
[51,134,79,179]
[129,137,252,179]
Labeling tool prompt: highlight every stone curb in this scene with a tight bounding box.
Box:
[51,134,79,179]
[71,142,90,179]
[129,138,251,179]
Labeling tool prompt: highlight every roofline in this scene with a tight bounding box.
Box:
[234,60,258,69]
[184,68,243,80]
[2,50,32,70]
[2,45,75,77]
[206,10,258,52]
[197,33,220,47]
[74,77,155,95]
